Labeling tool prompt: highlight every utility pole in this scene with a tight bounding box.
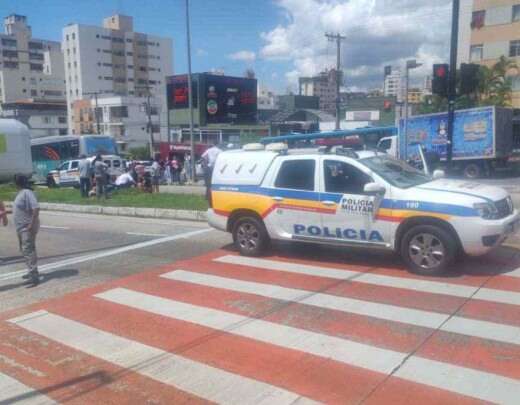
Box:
[186,0,196,181]
[404,60,422,160]
[447,0,460,167]
[325,33,346,131]
[84,91,102,134]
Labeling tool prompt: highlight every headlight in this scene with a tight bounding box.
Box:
[474,202,498,219]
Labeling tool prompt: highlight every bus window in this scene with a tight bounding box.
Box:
[104,160,112,167]
[113,160,121,168]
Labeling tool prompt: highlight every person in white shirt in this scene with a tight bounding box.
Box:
[115,172,136,188]
[201,143,222,201]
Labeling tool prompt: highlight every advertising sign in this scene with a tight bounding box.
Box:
[204,75,257,124]
[167,75,198,109]
[399,107,494,160]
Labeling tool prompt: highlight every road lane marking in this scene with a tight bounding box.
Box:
[94,287,520,404]
[161,270,520,346]
[9,310,318,405]
[0,371,56,404]
[0,228,212,283]
[40,225,70,230]
[126,232,169,237]
[215,255,520,307]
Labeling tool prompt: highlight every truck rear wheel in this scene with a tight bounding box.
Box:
[400,225,456,276]
[463,162,481,179]
[232,216,269,257]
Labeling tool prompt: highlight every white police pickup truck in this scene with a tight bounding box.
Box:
[207,144,519,275]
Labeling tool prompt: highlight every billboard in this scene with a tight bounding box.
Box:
[167,75,198,109]
[399,107,495,160]
[203,75,257,124]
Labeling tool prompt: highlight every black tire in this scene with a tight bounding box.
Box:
[463,162,481,179]
[400,225,457,276]
[232,216,269,257]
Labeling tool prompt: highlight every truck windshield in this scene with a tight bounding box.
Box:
[360,155,432,189]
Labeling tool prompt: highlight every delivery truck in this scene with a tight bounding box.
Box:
[0,119,33,183]
[377,106,513,179]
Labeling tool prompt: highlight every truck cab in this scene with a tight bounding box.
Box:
[208,143,519,276]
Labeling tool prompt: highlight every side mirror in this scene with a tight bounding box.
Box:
[364,182,386,195]
[432,169,445,180]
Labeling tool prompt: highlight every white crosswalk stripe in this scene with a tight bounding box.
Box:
[0,371,56,404]
[161,270,520,346]
[8,310,319,405]
[94,287,520,404]
[215,255,520,306]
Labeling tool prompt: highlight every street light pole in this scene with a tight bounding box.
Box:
[186,0,196,181]
[447,0,460,168]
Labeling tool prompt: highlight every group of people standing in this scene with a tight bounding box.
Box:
[78,154,111,199]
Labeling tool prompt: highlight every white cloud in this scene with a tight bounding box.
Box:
[228,50,257,62]
[261,0,452,90]
[196,48,208,57]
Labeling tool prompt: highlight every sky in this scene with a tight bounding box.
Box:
[0,0,454,93]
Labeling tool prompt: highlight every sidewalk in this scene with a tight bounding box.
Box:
[160,184,205,195]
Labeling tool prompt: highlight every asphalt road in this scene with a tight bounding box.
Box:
[0,211,229,312]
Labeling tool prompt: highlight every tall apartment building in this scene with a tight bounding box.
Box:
[458,0,520,107]
[0,14,65,103]
[383,67,404,102]
[298,69,339,115]
[62,14,173,147]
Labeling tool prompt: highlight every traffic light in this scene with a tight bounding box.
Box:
[460,63,480,95]
[432,64,449,98]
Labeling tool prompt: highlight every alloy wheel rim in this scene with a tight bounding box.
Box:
[409,233,445,269]
[237,223,260,251]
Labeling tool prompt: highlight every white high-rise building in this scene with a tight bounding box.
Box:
[383,67,404,102]
[0,14,65,103]
[62,14,173,147]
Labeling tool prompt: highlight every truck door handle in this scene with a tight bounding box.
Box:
[322,200,336,206]
[272,196,284,202]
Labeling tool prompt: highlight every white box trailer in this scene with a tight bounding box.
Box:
[0,119,33,183]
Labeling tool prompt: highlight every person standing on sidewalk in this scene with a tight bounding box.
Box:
[13,174,40,286]
[151,155,161,193]
[0,201,7,227]
[201,142,222,201]
[78,154,92,198]
[93,154,108,200]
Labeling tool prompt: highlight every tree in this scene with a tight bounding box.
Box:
[128,146,151,160]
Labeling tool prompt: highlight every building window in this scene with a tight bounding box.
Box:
[2,49,18,58]
[1,38,17,47]
[58,116,67,124]
[104,76,113,80]
[471,10,485,29]
[66,34,69,41]
[68,62,71,68]
[513,5,520,22]
[28,41,43,50]
[96,34,100,38]
[511,40,520,57]
[29,52,44,60]
[67,49,70,55]
[74,61,77,67]
[30,89,37,96]
[98,76,102,80]
[127,51,133,56]
[126,38,133,43]
[470,44,483,61]
[30,63,43,71]
[73,47,76,54]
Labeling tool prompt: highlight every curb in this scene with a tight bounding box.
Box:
[3,201,207,222]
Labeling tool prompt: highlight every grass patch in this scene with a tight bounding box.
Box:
[0,184,208,211]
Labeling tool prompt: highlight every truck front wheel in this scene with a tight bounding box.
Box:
[400,225,456,276]
[232,216,269,257]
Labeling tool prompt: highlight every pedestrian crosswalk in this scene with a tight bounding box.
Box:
[1,250,520,404]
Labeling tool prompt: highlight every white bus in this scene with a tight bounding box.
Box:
[0,119,33,183]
